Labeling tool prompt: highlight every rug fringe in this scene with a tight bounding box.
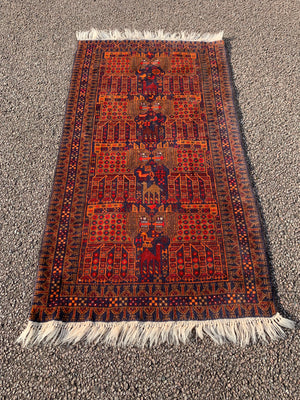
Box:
[17,313,294,348]
[76,29,223,42]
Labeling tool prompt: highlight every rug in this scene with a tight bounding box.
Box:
[18,29,294,347]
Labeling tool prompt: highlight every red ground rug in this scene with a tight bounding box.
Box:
[18,30,294,346]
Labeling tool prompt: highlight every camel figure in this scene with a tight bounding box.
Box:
[142,182,162,204]
[140,243,163,276]
[142,125,160,142]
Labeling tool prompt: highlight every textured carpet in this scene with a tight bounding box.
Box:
[0,0,299,398]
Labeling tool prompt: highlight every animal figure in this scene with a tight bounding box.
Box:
[140,243,163,276]
[136,169,149,179]
[142,125,160,142]
[142,182,162,204]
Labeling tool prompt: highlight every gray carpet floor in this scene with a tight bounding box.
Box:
[0,0,299,399]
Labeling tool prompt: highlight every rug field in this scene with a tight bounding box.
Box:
[17,30,294,347]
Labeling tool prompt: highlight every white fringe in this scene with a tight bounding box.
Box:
[17,313,294,348]
[76,28,224,42]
